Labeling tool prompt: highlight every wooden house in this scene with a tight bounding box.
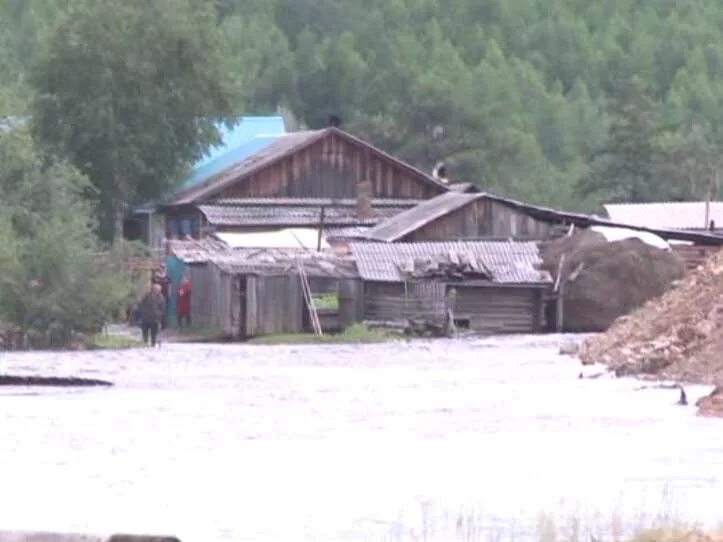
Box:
[364,192,556,242]
[363,193,723,271]
[349,241,552,335]
[160,127,448,242]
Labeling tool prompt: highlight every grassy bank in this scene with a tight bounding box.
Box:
[247,324,401,345]
[91,333,144,349]
[166,325,228,342]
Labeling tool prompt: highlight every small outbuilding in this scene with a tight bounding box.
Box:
[169,238,358,338]
[350,241,552,334]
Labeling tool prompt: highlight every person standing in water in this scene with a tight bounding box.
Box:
[138,284,166,347]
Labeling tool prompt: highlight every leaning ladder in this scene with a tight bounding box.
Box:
[297,260,323,336]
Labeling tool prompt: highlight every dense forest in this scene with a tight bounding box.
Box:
[3,1,723,212]
[2,0,723,342]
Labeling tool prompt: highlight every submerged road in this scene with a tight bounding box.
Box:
[0,336,721,541]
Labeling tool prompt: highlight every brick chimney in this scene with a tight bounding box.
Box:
[356,179,375,219]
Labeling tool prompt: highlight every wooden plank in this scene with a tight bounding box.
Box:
[246,275,257,337]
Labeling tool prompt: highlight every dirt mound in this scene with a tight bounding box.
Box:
[697,386,723,417]
[579,247,723,391]
[541,231,685,331]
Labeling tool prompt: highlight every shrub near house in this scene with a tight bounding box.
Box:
[0,128,131,349]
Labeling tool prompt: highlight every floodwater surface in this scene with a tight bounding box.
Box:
[0,336,721,542]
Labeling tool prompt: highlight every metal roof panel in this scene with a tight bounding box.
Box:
[604,202,723,230]
[350,241,551,284]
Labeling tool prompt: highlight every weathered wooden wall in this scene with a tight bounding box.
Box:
[451,285,544,334]
[362,281,446,321]
[339,279,364,327]
[187,263,236,335]
[404,199,553,241]
[246,274,304,336]
[218,132,443,201]
[362,280,545,334]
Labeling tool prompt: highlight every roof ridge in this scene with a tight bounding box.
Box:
[169,127,448,205]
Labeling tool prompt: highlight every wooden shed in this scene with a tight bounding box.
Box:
[187,262,307,338]
[350,241,552,335]
[171,238,360,339]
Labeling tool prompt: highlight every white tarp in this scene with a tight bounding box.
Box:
[590,225,670,250]
[214,228,330,249]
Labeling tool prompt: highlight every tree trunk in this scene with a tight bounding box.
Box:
[113,199,125,247]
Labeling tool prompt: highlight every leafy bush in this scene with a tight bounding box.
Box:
[312,292,339,310]
[0,127,132,348]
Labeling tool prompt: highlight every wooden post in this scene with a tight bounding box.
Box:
[317,206,326,252]
[553,254,566,292]
[556,282,565,333]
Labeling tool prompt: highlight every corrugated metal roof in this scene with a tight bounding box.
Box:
[132,116,286,213]
[169,238,357,277]
[210,251,358,278]
[324,226,371,240]
[364,192,478,242]
[193,116,286,170]
[604,202,723,230]
[168,127,449,205]
[168,237,231,264]
[171,130,325,204]
[198,201,412,227]
[209,198,422,207]
[350,241,551,284]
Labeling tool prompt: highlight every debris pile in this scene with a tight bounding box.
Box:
[697,386,723,417]
[398,251,493,281]
[579,247,723,416]
[541,230,685,331]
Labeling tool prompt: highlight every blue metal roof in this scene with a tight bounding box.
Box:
[182,116,286,189]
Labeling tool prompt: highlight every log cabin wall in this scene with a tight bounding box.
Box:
[451,285,544,334]
[217,132,442,201]
[361,279,545,334]
[338,278,364,327]
[404,199,553,241]
[361,281,446,322]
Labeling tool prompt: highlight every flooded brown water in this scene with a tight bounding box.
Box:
[0,335,721,541]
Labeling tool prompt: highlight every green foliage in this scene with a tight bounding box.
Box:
[579,78,664,202]
[311,293,339,310]
[30,0,236,241]
[248,324,399,344]
[92,332,144,350]
[2,0,723,215]
[0,127,131,348]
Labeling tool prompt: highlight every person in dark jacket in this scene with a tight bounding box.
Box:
[151,262,172,329]
[138,284,166,347]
